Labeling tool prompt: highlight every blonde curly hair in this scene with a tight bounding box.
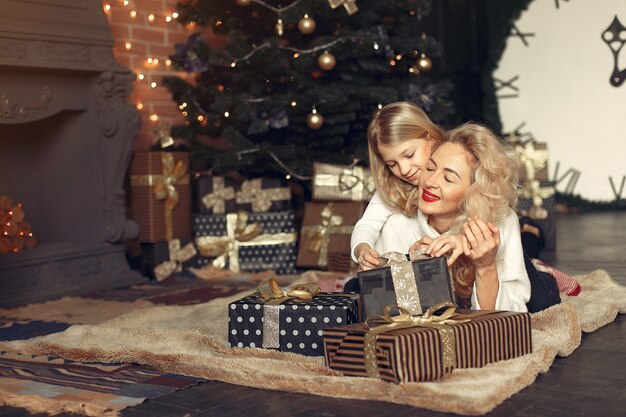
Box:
[368,102,445,216]
[441,123,519,305]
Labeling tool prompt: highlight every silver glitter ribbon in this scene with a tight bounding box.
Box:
[377,252,426,315]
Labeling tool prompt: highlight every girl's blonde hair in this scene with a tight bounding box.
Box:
[368,102,445,216]
[442,123,519,304]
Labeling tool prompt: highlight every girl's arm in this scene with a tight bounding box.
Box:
[350,192,394,269]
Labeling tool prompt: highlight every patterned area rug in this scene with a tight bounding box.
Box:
[0,270,624,416]
[0,276,256,416]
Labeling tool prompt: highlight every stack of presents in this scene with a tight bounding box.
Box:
[127,151,534,383]
[510,137,557,251]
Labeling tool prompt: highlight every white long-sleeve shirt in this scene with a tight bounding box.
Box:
[416,208,531,312]
[350,192,422,261]
[350,192,531,312]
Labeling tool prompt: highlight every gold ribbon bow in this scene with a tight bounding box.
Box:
[516,142,548,182]
[256,278,321,349]
[201,177,236,214]
[363,302,469,379]
[303,203,354,267]
[236,179,291,213]
[518,180,555,220]
[195,211,297,272]
[315,166,374,201]
[131,153,190,241]
[328,0,358,15]
[154,239,197,281]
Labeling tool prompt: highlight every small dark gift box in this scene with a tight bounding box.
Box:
[228,280,360,356]
[140,239,197,280]
[358,253,455,317]
[236,178,291,213]
[192,174,237,215]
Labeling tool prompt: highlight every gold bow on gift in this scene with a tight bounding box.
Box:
[516,141,548,182]
[256,278,321,349]
[303,203,354,268]
[328,0,358,15]
[236,179,291,213]
[518,180,555,220]
[315,165,374,201]
[363,302,469,379]
[131,153,189,240]
[153,239,197,281]
[195,211,296,273]
[201,177,235,214]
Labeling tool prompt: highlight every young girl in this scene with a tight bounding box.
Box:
[350,102,460,269]
[411,123,561,312]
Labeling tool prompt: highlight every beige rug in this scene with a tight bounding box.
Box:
[1,270,625,416]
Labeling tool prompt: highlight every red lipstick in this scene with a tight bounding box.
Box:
[421,189,440,203]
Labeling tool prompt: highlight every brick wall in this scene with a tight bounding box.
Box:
[102,0,194,150]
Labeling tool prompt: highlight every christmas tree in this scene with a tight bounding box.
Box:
[164,0,454,183]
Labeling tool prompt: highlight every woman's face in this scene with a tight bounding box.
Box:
[418,142,474,219]
[378,136,433,186]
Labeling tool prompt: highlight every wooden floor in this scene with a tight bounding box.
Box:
[2,211,625,417]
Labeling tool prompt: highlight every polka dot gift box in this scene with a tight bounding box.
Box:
[228,289,360,356]
[193,210,297,275]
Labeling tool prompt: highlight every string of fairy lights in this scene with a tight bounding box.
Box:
[102,0,435,180]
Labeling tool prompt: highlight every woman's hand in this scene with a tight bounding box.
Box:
[462,217,499,269]
[409,235,464,267]
[355,243,380,271]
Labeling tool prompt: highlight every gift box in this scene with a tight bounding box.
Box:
[192,173,237,215]
[236,178,291,213]
[515,141,549,182]
[312,162,375,201]
[517,180,556,216]
[140,239,197,280]
[323,304,532,383]
[228,281,360,356]
[193,211,297,275]
[130,152,191,242]
[297,201,365,270]
[357,253,455,317]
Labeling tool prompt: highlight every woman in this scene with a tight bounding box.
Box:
[411,123,561,312]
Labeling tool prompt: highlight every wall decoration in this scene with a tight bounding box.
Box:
[554,0,569,9]
[552,162,580,195]
[493,0,626,202]
[609,176,625,201]
[601,16,626,87]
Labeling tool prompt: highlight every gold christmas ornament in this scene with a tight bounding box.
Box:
[298,14,316,34]
[307,110,324,130]
[318,51,336,71]
[417,54,432,72]
[275,18,284,36]
[236,0,252,6]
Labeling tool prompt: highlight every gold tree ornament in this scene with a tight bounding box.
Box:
[236,0,252,6]
[298,14,316,34]
[307,109,324,130]
[275,18,284,36]
[318,51,336,71]
[417,54,432,72]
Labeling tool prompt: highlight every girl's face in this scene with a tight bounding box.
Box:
[418,142,474,220]
[377,136,433,186]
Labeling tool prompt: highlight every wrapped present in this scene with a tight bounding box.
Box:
[141,239,197,281]
[323,302,532,383]
[357,252,455,317]
[515,141,549,182]
[194,210,297,275]
[236,178,291,213]
[229,279,360,356]
[517,180,556,219]
[312,162,375,201]
[297,201,365,270]
[192,173,237,215]
[130,152,191,242]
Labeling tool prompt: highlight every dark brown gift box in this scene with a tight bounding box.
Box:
[296,201,365,270]
[323,310,532,383]
[130,152,191,242]
[516,142,549,182]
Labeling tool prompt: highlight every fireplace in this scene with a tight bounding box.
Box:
[0,0,145,307]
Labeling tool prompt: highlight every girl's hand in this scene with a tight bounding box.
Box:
[462,217,499,268]
[409,237,433,254]
[355,243,381,271]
